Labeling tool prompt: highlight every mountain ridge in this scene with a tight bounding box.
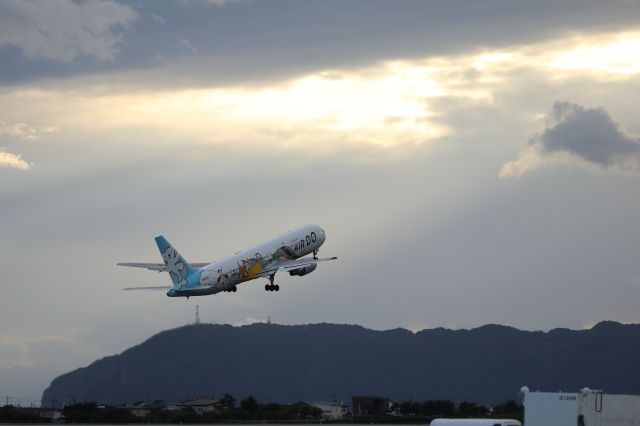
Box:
[41,321,640,407]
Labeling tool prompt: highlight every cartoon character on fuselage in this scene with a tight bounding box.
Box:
[119,224,337,298]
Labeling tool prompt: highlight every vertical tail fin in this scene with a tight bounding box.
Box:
[155,236,195,286]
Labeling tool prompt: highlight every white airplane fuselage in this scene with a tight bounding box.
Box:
[167,224,326,297]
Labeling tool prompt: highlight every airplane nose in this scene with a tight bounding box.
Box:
[318,227,326,243]
[167,288,177,297]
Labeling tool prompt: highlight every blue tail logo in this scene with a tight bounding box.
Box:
[155,236,195,288]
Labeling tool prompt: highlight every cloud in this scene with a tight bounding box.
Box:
[233,317,267,326]
[0,121,58,171]
[198,0,246,6]
[180,38,198,54]
[177,0,246,6]
[0,332,77,368]
[151,13,166,26]
[547,33,640,75]
[0,0,137,62]
[0,150,31,170]
[0,121,58,140]
[3,0,640,85]
[501,102,640,177]
[0,63,455,150]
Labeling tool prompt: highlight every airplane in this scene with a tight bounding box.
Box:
[118,224,337,298]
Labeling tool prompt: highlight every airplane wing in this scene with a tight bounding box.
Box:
[123,285,215,291]
[117,262,210,271]
[257,256,338,277]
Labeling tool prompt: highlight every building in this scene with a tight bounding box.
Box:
[127,400,167,417]
[351,396,390,415]
[180,398,220,415]
[309,401,347,420]
[29,408,64,421]
[522,386,640,426]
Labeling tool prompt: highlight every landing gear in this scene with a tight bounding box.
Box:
[313,249,318,260]
[224,286,237,293]
[264,273,277,291]
[264,278,280,292]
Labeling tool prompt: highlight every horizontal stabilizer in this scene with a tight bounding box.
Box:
[123,286,172,291]
[117,262,210,271]
[118,262,165,271]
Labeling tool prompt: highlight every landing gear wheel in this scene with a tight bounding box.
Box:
[265,284,270,291]
[274,285,280,291]
[232,286,237,292]
[313,249,318,260]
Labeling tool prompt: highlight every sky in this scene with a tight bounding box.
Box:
[1,0,640,404]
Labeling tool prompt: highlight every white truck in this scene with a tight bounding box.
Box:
[521,386,640,426]
[431,419,521,426]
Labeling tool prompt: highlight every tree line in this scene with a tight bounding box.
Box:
[0,396,523,423]
[54,398,321,423]
[393,399,522,420]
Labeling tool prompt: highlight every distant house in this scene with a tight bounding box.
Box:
[180,398,220,415]
[127,400,166,417]
[310,401,347,420]
[351,396,390,415]
[30,408,64,421]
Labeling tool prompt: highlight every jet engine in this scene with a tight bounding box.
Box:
[288,263,317,276]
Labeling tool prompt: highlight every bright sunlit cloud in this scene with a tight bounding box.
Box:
[2,28,640,159]
[548,32,640,75]
[0,150,31,170]
[0,64,465,150]
[0,121,58,140]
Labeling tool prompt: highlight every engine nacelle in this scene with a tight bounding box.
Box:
[288,263,317,276]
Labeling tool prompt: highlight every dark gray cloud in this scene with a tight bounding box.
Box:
[0,0,138,62]
[2,0,640,86]
[542,102,640,171]
[503,102,640,176]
